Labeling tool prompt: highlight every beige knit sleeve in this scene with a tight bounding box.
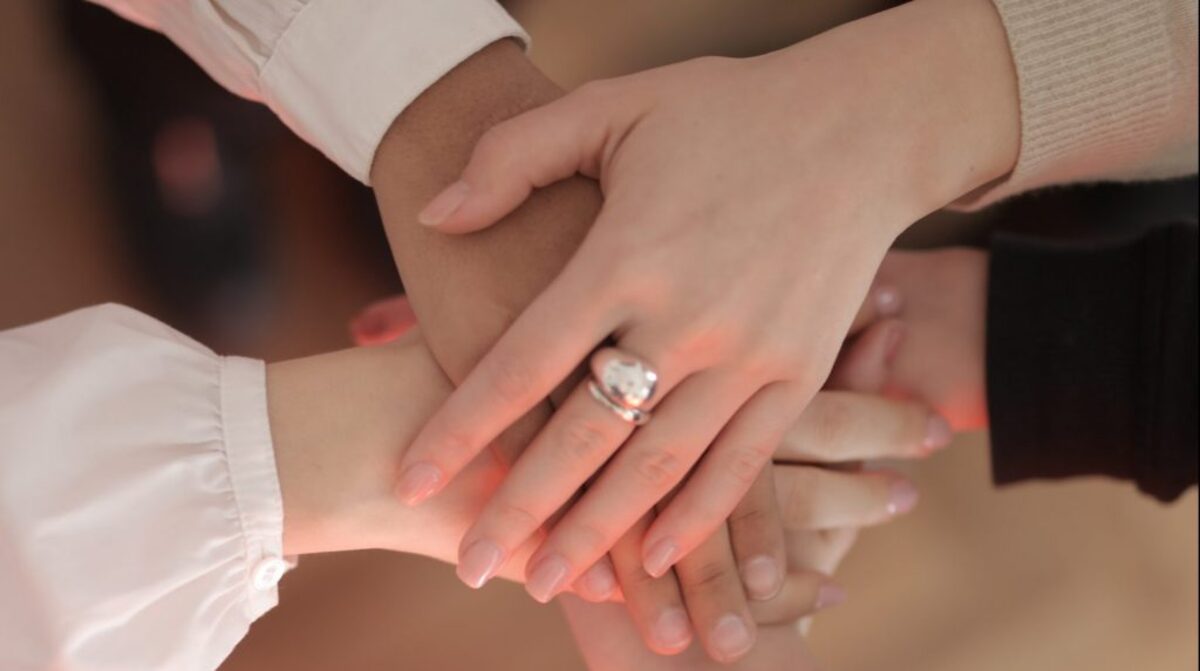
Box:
[958,0,1198,209]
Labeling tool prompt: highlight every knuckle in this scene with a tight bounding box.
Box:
[484,357,539,404]
[727,444,773,486]
[779,470,820,528]
[568,521,613,560]
[631,448,687,489]
[729,500,772,534]
[811,395,855,450]
[437,423,479,461]
[684,558,737,594]
[557,418,616,464]
[491,500,543,536]
[475,123,518,161]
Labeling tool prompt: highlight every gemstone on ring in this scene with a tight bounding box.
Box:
[593,352,659,409]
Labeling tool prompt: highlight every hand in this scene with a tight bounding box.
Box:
[395,0,1018,605]
[566,317,953,666]
[847,248,990,431]
[348,291,946,662]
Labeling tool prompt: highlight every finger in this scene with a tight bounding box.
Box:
[608,515,694,655]
[846,284,903,335]
[524,370,750,601]
[727,467,787,601]
[785,528,860,575]
[417,83,621,233]
[643,381,803,578]
[349,294,417,346]
[774,465,919,530]
[775,390,952,463]
[572,556,620,603]
[458,338,696,589]
[746,570,847,625]
[395,263,612,506]
[455,378,634,588]
[673,524,757,664]
[829,317,905,392]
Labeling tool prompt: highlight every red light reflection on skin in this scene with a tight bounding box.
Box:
[152,117,223,218]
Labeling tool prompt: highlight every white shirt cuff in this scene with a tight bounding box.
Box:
[259,0,530,183]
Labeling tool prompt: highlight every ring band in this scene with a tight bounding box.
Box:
[587,380,651,425]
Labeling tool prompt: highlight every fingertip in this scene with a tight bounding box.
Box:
[417,180,470,228]
[394,461,444,506]
[886,478,920,517]
[643,539,681,579]
[922,413,953,454]
[815,582,848,611]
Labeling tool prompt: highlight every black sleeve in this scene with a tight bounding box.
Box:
[985,221,1198,502]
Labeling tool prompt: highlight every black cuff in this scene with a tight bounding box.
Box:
[985,223,1197,502]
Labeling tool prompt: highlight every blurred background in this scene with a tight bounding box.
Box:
[0,1,1195,669]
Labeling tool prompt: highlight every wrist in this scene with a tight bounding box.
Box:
[267,336,450,556]
[773,0,1019,226]
[886,0,1021,212]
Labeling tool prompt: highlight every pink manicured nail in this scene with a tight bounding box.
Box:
[654,608,693,651]
[579,561,618,600]
[923,414,953,452]
[887,480,920,516]
[395,462,443,505]
[883,321,907,364]
[740,555,783,601]
[815,583,848,611]
[875,285,903,316]
[527,555,571,603]
[711,614,754,661]
[643,539,681,578]
[457,539,504,589]
[418,180,470,227]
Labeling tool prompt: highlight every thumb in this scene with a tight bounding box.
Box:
[828,318,906,394]
[847,284,902,336]
[417,87,615,234]
[349,295,417,346]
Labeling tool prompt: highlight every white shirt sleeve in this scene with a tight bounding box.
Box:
[0,304,286,671]
[86,0,530,184]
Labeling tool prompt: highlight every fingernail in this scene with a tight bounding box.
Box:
[643,539,681,578]
[418,180,469,227]
[883,321,907,365]
[887,480,920,516]
[875,286,903,316]
[395,462,443,505]
[923,414,953,453]
[457,539,504,589]
[654,607,693,651]
[579,561,617,600]
[815,583,848,611]
[711,614,754,661]
[527,555,571,604]
[740,555,783,601]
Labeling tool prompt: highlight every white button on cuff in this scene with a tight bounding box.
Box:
[251,557,289,591]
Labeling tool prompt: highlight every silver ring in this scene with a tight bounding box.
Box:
[589,347,659,410]
[587,380,651,425]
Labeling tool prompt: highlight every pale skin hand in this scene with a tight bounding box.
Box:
[396,0,1019,612]
[266,329,948,665]
[368,40,811,660]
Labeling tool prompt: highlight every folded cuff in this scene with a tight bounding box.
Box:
[259,0,529,183]
[220,355,287,619]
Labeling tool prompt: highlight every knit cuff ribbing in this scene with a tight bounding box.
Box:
[956,0,1197,209]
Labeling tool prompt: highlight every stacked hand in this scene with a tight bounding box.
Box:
[347,295,951,661]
